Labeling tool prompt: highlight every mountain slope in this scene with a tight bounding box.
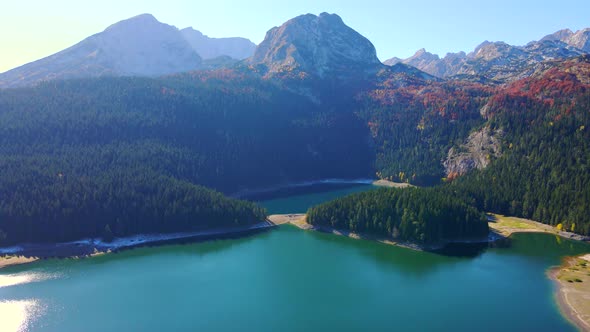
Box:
[448,55,590,235]
[2,12,590,246]
[181,28,256,60]
[0,14,202,88]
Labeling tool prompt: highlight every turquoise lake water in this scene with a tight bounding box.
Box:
[1,184,589,331]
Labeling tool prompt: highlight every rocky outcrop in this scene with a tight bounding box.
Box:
[443,126,502,180]
[248,13,383,79]
[542,28,590,53]
[567,29,590,52]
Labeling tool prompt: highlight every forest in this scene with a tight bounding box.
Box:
[0,167,267,245]
[1,55,589,245]
[307,187,489,244]
[357,80,493,185]
[0,72,372,245]
[449,90,590,235]
[0,73,373,194]
[357,56,590,236]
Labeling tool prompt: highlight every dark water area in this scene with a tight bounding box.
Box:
[257,183,375,214]
[244,182,372,202]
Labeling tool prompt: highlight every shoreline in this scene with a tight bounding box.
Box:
[3,212,587,265]
[270,213,590,331]
[0,256,39,270]
[268,214,486,252]
[2,211,589,330]
[269,213,590,252]
[487,213,590,242]
[0,221,275,270]
[549,255,590,332]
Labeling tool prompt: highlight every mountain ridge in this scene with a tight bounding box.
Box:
[385,27,589,83]
[0,14,256,88]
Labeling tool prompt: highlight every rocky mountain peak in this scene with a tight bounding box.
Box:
[473,42,520,61]
[0,14,202,88]
[541,28,574,42]
[248,12,382,78]
[540,28,590,53]
[104,13,160,31]
[383,27,589,83]
[471,41,493,57]
[411,48,439,61]
[86,14,202,76]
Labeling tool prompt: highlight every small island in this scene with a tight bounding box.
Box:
[271,187,489,250]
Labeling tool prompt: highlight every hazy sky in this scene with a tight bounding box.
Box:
[1,0,589,73]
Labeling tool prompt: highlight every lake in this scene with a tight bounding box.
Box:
[1,183,589,331]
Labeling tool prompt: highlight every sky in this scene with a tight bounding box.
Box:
[1,0,589,73]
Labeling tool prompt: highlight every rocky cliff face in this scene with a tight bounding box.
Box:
[443,126,502,180]
[248,13,383,79]
[567,29,590,52]
[181,28,256,60]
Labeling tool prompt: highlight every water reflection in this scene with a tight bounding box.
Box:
[302,227,460,276]
[0,300,40,332]
[432,242,490,258]
[247,182,372,201]
[0,273,56,289]
[74,230,265,269]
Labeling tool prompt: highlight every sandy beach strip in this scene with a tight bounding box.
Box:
[549,255,590,331]
[0,256,38,270]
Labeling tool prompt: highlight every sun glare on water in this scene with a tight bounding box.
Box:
[0,273,45,289]
[0,300,40,332]
[0,272,55,331]
[0,271,60,289]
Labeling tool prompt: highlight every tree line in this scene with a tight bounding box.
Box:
[307,187,489,244]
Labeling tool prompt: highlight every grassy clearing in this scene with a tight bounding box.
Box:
[488,213,558,237]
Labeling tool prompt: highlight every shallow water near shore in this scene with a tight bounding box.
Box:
[1,184,589,332]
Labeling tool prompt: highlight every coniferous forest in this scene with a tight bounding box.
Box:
[1,55,590,245]
[307,188,489,244]
[0,73,372,245]
[450,90,590,235]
